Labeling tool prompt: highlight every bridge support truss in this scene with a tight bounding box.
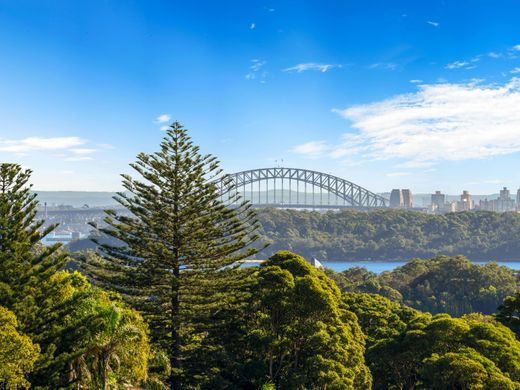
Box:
[216,167,387,209]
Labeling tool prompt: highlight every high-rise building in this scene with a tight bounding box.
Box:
[389,189,404,208]
[500,187,511,201]
[402,189,413,209]
[431,191,445,210]
[480,187,516,212]
[457,190,474,211]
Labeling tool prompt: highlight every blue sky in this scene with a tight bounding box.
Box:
[1,1,520,194]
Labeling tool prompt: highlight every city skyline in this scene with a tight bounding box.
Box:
[1,1,520,192]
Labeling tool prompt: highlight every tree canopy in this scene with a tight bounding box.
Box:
[231,251,372,389]
[329,255,518,316]
[255,208,520,261]
[0,305,39,388]
[79,123,261,389]
[368,312,520,389]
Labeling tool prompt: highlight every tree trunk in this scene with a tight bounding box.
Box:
[171,248,181,390]
[100,354,108,390]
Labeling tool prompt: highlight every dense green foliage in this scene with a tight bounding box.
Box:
[345,293,520,389]
[229,251,372,389]
[342,292,421,347]
[328,255,519,316]
[255,208,520,260]
[497,292,520,338]
[0,305,39,388]
[0,164,150,389]
[79,123,261,389]
[369,313,520,389]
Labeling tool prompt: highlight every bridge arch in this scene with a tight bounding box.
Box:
[217,167,387,209]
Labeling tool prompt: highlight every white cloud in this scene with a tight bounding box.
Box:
[427,21,440,27]
[369,63,397,70]
[0,137,85,153]
[488,51,501,58]
[446,56,480,70]
[290,141,329,158]
[293,78,520,166]
[97,143,115,150]
[70,148,96,155]
[386,172,411,177]
[511,67,520,74]
[513,44,520,51]
[283,63,341,73]
[396,161,436,169]
[64,156,93,162]
[445,60,469,69]
[160,125,169,131]
[155,114,171,123]
[410,79,423,84]
[250,23,256,29]
[245,59,267,81]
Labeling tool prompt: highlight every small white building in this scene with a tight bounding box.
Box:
[308,258,324,269]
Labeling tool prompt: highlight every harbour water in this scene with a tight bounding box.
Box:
[321,260,520,274]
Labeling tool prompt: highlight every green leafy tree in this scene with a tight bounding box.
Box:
[496,292,520,336]
[253,208,520,262]
[80,122,260,389]
[368,313,520,389]
[342,292,420,348]
[79,298,150,389]
[0,164,150,388]
[0,164,82,387]
[0,305,39,388]
[235,251,372,389]
[421,349,518,389]
[0,163,67,307]
[329,255,517,316]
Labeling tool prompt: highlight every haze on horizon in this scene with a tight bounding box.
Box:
[1,1,520,194]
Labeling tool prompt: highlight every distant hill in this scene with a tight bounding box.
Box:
[379,192,502,207]
[66,234,123,252]
[34,191,120,208]
[34,190,506,209]
[65,208,520,262]
[254,208,520,261]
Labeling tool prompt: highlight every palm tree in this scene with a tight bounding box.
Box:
[86,302,150,389]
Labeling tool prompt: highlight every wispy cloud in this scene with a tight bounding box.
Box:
[290,141,329,158]
[97,143,115,150]
[250,23,256,29]
[369,63,397,70]
[160,125,170,131]
[0,136,85,153]
[64,156,93,162]
[513,44,520,51]
[410,79,423,84]
[292,78,520,166]
[445,59,479,70]
[511,67,520,74]
[396,161,436,169]
[283,63,342,73]
[386,172,411,177]
[245,59,267,82]
[69,148,96,155]
[64,147,97,161]
[155,114,171,123]
[427,21,440,27]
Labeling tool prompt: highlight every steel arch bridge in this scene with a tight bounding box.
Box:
[216,167,387,209]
